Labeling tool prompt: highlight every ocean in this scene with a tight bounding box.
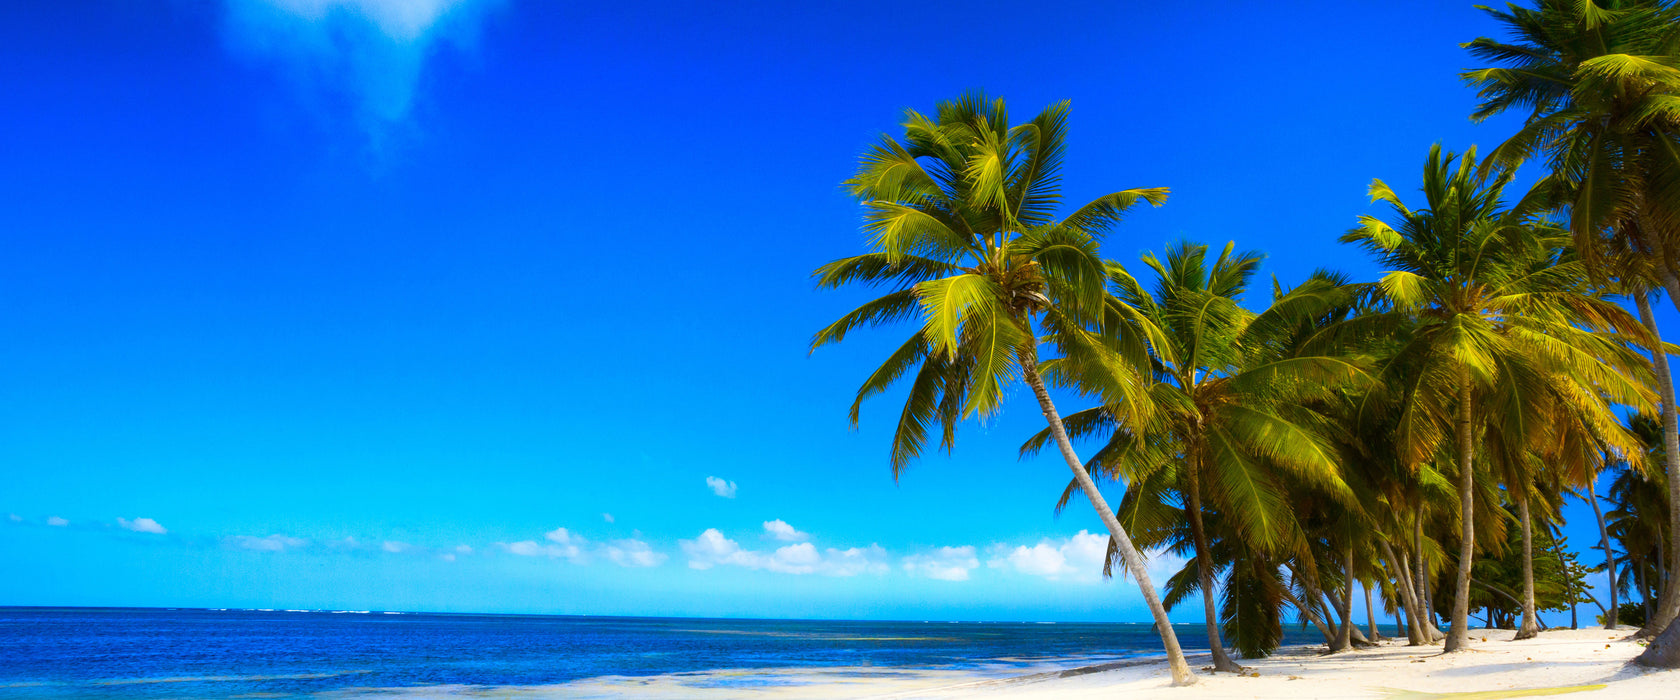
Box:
[0,607,1321,698]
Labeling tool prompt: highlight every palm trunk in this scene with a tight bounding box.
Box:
[1391,545,1420,642]
[1018,344,1194,686]
[1588,479,1618,629]
[1659,538,1669,610]
[1350,620,1373,645]
[1395,586,1407,640]
[1318,591,1342,643]
[1515,495,1540,640]
[1445,364,1476,653]
[1184,450,1243,671]
[1331,542,1355,652]
[1638,289,1680,636]
[1642,566,1654,623]
[1366,583,1381,642]
[1279,583,1335,642]
[1415,510,1444,641]
[1383,539,1426,645]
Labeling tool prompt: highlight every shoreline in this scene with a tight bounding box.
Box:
[540,626,1676,699]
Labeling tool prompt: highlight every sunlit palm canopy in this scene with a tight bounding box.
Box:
[1023,242,1373,555]
[810,93,1170,476]
[1463,0,1680,281]
[1341,144,1656,470]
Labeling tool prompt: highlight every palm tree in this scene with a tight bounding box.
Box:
[1464,0,1680,636]
[1464,0,1680,298]
[1606,419,1671,622]
[1524,372,1651,636]
[1340,345,1455,646]
[809,94,1196,685]
[1021,249,1368,666]
[1340,144,1654,652]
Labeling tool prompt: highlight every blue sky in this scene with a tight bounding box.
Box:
[0,0,1671,625]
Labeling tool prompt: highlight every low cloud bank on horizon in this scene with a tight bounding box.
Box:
[4,511,1175,586]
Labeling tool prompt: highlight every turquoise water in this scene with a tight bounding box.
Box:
[0,607,1317,698]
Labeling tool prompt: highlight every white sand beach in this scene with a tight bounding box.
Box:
[904,626,1676,699]
[524,626,1680,699]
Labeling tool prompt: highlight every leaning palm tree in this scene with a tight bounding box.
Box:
[1464,0,1680,636]
[810,94,1196,685]
[1021,251,1369,667]
[1340,144,1655,652]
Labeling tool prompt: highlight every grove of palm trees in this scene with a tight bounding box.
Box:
[815,0,1680,681]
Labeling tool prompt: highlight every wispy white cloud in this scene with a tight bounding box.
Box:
[679,529,753,570]
[705,476,737,499]
[986,530,1107,583]
[502,527,590,562]
[46,516,69,527]
[601,513,615,524]
[820,545,890,577]
[219,0,498,140]
[500,527,669,569]
[605,538,667,568]
[762,519,808,542]
[544,527,584,555]
[381,540,411,553]
[902,546,980,581]
[230,534,309,552]
[7,513,20,522]
[454,544,473,555]
[680,529,885,576]
[117,517,168,535]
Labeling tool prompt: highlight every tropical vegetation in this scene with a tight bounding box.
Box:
[814,0,1680,676]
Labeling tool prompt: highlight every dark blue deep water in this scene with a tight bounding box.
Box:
[0,607,1320,698]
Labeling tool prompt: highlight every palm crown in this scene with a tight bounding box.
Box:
[811,93,1167,474]
[1464,0,1680,281]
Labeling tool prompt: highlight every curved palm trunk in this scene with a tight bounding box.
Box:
[1278,582,1335,642]
[1396,592,1409,639]
[1416,518,1446,642]
[1330,542,1355,652]
[1184,452,1243,672]
[1515,496,1539,640]
[1588,479,1617,629]
[1350,621,1373,645]
[1017,346,1195,686]
[1366,583,1381,642]
[1382,540,1426,644]
[1637,289,1680,637]
[1444,366,1476,653]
